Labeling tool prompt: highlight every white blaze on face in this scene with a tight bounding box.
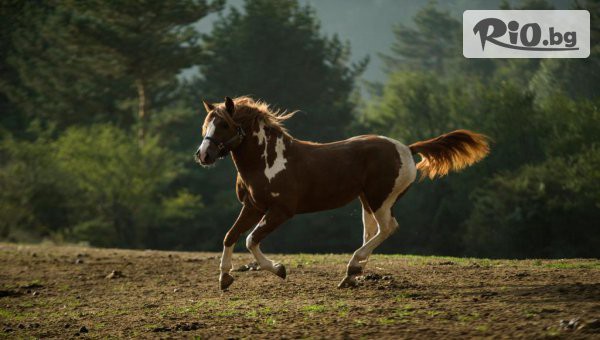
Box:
[198,118,215,160]
[253,120,287,182]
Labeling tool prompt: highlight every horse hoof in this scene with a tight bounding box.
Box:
[337,276,358,289]
[274,264,286,279]
[219,273,234,290]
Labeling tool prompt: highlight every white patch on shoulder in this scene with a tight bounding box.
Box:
[253,121,287,182]
[271,192,280,197]
[265,137,287,181]
[253,120,267,146]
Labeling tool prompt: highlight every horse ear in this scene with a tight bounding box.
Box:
[202,100,215,113]
[224,96,235,116]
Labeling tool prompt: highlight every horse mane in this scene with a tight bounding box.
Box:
[205,96,296,136]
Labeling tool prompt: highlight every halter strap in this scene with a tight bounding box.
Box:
[202,105,246,158]
[204,126,246,152]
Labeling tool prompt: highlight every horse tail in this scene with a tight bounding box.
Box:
[409,129,490,181]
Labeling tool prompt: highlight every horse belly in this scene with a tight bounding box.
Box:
[294,167,363,213]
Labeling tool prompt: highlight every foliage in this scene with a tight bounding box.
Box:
[464,148,600,258]
[362,0,600,257]
[0,0,223,141]
[0,0,598,258]
[193,0,367,141]
[0,125,204,248]
[0,124,69,241]
[380,3,460,75]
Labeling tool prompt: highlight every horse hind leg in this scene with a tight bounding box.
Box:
[338,205,397,288]
[360,195,378,245]
[338,182,410,288]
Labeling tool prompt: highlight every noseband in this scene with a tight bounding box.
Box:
[204,126,246,158]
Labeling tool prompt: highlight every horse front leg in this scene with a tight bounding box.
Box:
[246,209,292,279]
[219,204,264,290]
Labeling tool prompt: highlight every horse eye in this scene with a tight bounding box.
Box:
[218,122,228,129]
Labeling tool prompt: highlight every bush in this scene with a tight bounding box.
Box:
[0,124,205,248]
[464,148,600,258]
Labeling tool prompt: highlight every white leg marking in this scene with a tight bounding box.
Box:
[246,219,277,273]
[220,245,234,274]
[348,138,417,270]
[362,208,377,245]
[253,120,287,182]
[271,192,280,197]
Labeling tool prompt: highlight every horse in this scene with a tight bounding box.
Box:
[194,96,489,290]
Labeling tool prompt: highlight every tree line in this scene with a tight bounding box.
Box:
[0,0,598,258]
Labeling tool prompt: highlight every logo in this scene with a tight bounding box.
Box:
[463,10,590,58]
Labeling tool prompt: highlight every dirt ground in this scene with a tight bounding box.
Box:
[0,243,599,339]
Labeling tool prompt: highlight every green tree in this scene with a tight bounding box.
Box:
[0,124,70,241]
[60,0,224,144]
[464,147,600,258]
[193,0,366,141]
[0,2,132,130]
[379,3,460,75]
[0,0,223,143]
[54,125,181,247]
[0,124,207,248]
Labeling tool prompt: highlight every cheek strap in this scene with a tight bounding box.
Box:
[203,126,246,158]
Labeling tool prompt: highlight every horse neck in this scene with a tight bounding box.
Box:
[231,120,291,175]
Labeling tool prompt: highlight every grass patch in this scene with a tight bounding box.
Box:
[543,262,600,269]
[545,326,561,337]
[58,284,71,292]
[395,292,420,300]
[458,312,480,323]
[335,302,349,317]
[354,319,367,326]
[523,309,538,319]
[0,308,31,321]
[143,324,160,331]
[19,301,34,308]
[475,324,489,332]
[215,309,239,317]
[378,317,395,325]
[395,304,415,318]
[264,317,276,326]
[301,304,326,313]
[427,310,442,317]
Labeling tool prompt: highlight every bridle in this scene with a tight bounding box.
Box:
[203,114,246,158]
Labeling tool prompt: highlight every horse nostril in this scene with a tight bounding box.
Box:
[202,153,211,164]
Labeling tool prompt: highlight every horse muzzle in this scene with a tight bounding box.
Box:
[195,141,218,166]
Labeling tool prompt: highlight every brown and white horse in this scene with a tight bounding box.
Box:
[194,96,489,290]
